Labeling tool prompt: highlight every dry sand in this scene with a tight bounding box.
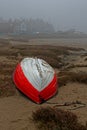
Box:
[0,38,87,130]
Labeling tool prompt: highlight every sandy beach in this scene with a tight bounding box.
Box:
[0,38,87,130]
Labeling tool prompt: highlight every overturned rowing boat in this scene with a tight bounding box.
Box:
[13,57,58,103]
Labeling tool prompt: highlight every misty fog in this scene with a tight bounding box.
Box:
[0,0,87,32]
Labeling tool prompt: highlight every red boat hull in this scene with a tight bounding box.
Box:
[13,59,58,104]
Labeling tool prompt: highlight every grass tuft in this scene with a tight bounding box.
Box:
[32,107,87,130]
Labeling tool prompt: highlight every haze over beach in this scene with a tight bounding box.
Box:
[0,0,87,33]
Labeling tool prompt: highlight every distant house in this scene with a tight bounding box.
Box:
[13,21,27,34]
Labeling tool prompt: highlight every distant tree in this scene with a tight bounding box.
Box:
[0,18,55,34]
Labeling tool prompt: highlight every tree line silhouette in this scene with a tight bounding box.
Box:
[0,18,55,34]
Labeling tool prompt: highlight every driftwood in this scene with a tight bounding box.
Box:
[46,100,86,110]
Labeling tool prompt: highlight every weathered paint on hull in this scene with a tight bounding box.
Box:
[13,58,58,103]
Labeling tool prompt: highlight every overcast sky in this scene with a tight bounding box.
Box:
[0,0,87,32]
